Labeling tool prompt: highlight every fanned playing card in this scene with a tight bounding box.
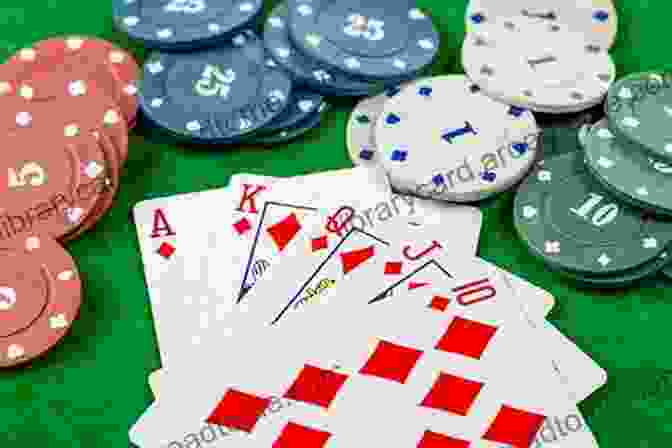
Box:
[132,258,599,448]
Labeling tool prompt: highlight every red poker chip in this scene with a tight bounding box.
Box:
[8,36,139,130]
[0,130,108,240]
[0,234,82,368]
[61,131,121,242]
[0,71,129,166]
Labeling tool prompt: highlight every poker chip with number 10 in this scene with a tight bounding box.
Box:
[514,151,672,275]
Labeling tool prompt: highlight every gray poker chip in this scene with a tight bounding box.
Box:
[584,119,672,217]
[287,0,440,79]
[606,71,672,163]
[375,75,539,202]
[514,150,672,275]
[138,31,292,143]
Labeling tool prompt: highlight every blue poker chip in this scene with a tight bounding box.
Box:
[246,102,330,145]
[263,2,381,95]
[138,31,293,143]
[256,87,324,136]
[113,0,264,51]
[287,0,440,79]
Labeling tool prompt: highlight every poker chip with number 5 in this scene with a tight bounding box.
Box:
[514,151,672,275]
[375,75,539,202]
[288,0,440,80]
[0,235,82,368]
[138,31,292,143]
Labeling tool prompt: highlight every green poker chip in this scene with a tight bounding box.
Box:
[554,251,669,288]
[606,71,672,162]
[584,119,672,217]
[661,261,672,281]
[514,151,672,275]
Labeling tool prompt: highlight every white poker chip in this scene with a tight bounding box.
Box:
[346,85,409,167]
[462,16,616,113]
[465,0,618,50]
[374,75,540,202]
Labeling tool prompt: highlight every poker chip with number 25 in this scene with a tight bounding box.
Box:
[139,31,292,143]
[288,0,440,80]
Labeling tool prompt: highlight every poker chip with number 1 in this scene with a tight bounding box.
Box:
[465,0,618,50]
[375,75,539,202]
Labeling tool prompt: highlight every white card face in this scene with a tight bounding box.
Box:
[131,260,598,448]
[133,188,232,367]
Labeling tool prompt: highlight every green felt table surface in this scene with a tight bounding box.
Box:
[1,0,671,446]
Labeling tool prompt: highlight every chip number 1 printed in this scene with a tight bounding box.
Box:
[570,193,618,227]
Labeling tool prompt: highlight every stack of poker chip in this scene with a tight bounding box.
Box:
[513,71,672,288]
[461,2,618,114]
[113,0,441,145]
[347,75,541,203]
[0,36,139,367]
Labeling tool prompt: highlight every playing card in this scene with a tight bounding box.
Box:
[223,167,393,301]
[132,258,599,448]
[237,216,602,403]
[238,198,482,319]
[133,188,233,367]
[135,167,392,369]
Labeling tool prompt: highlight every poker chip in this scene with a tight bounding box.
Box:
[113,0,264,51]
[661,261,672,281]
[465,0,618,50]
[514,151,672,275]
[0,130,108,240]
[61,132,122,242]
[263,2,384,96]
[138,31,293,143]
[584,120,672,217]
[8,36,140,129]
[246,102,331,145]
[605,71,672,163]
[375,75,539,202]
[0,69,130,166]
[255,88,324,136]
[288,0,440,80]
[0,234,82,368]
[0,44,130,240]
[346,86,406,166]
[554,250,670,288]
[462,16,615,113]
